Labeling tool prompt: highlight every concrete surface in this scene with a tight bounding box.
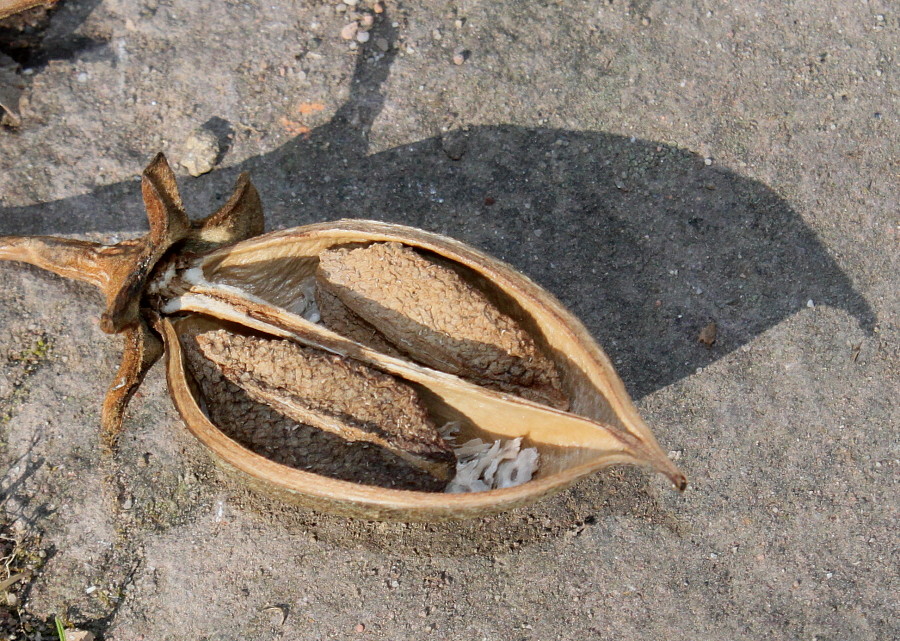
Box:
[0,1,896,639]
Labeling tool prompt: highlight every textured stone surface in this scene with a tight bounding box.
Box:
[0,1,896,640]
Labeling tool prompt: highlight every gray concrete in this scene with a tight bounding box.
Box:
[0,1,896,639]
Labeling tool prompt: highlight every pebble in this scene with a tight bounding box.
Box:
[440,130,468,160]
[76,72,88,83]
[355,623,366,633]
[452,50,468,65]
[375,37,390,52]
[180,129,221,177]
[641,16,651,26]
[356,31,370,43]
[341,22,358,40]
[343,0,358,5]
[807,299,815,308]
[704,157,713,165]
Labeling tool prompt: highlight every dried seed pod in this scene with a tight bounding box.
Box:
[192,329,455,480]
[317,242,568,409]
[0,152,686,521]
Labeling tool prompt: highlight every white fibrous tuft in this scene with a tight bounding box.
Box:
[441,423,539,493]
[182,267,207,285]
[146,262,178,296]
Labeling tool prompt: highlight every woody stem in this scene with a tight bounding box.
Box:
[0,235,118,291]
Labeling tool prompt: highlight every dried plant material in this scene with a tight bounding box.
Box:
[317,242,568,409]
[0,53,23,127]
[0,154,261,437]
[193,330,456,480]
[441,423,539,493]
[698,322,717,348]
[0,152,686,521]
[0,0,56,21]
[181,328,445,491]
[315,285,402,357]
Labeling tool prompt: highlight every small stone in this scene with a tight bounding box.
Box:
[76,72,89,83]
[343,0,358,5]
[375,37,390,52]
[432,29,442,40]
[373,2,384,14]
[360,14,374,28]
[440,130,468,160]
[452,50,468,65]
[180,129,221,177]
[698,322,717,347]
[355,623,366,632]
[121,494,134,510]
[5,591,18,607]
[704,157,713,165]
[807,299,815,308]
[66,632,95,641]
[641,16,651,26]
[341,22,359,40]
[356,31,370,43]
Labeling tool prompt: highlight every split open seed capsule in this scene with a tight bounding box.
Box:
[0,153,686,521]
